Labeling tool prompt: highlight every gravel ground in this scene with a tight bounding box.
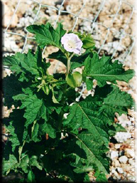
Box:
[2,0,137,182]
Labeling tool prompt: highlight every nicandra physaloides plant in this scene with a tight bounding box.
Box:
[2,22,135,182]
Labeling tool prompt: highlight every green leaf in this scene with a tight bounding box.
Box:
[27,170,35,182]
[70,131,109,175]
[26,22,66,48]
[83,173,90,182]
[3,155,18,175]
[29,156,42,170]
[64,85,134,147]
[104,85,134,107]
[19,50,40,76]
[31,121,41,142]
[100,85,134,116]
[71,62,83,70]
[3,109,27,151]
[83,53,135,87]
[14,94,47,127]
[85,77,93,90]
[3,47,48,82]
[108,123,126,136]
[94,170,108,182]
[6,122,20,152]
[76,32,95,49]
[66,72,82,88]
[40,120,56,139]
[50,86,59,104]
[82,36,95,49]
[3,53,25,74]
[20,155,29,173]
[63,84,133,181]
[64,99,110,146]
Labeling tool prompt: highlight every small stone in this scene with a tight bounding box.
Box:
[16,2,30,17]
[17,16,34,27]
[119,156,128,163]
[117,114,131,127]
[113,41,125,51]
[111,168,116,174]
[128,177,136,182]
[119,144,132,153]
[113,159,120,167]
[2,134,8,142]
[3,4,18,28]
[111,168,120,179]
[117,167,123,174]
[125,149,135,158]
[128,158,135,166]
[121,164,132,172]
[122,36,131,47]
[114,132,131,142]
[4,69,12,76]
[115,144,121,149]
[111,151,118,159]
[109,142,114,148]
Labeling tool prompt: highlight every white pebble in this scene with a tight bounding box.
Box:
[129,177,136,181]
[125,149,135,158]
[119,156,128,163]
[113,41,125,51]
[114,132,131,142]
[117,114,131,127]
[117,167,123,174]
[111,151,118,159]
[115,144,121,149]
[128,158,135,166]
[5,68,12,76]
[130,117,134,122]
[111,168,116,174]
[113,159,120,167]
[111,168,120,179]
[4,36,21,52]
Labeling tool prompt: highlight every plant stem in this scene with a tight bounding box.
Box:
[67,57,71,74]
[66,53,74,74]
[59,46,74,74]
[19,140,26,162]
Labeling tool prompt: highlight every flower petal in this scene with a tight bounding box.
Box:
[61,33,83,54]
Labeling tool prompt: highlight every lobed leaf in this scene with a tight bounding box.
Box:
[63,85,134,179]
[71,131,109,175]
[3,155,18,175]
[3,109,27,151]
[14,94,47,127]
[29,155,43,170]
[3,47,48,82]
[99,85,134,117]
[64,98,111,146]
[26,22,66,48]
[83,52,135,87]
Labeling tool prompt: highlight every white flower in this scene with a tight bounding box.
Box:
[61,33,83,54]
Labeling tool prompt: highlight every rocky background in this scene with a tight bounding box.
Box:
[2,0,137,182]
